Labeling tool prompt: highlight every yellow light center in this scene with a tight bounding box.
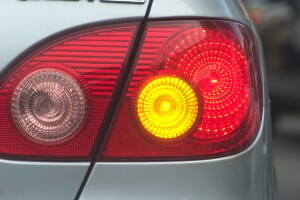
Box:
[160,100,171,112]
[156,98,174,114]
[136,76,199,139]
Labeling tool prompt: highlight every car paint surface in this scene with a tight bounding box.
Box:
[0,0,148,199]
[0,0,275,199]
[80,1,275,199]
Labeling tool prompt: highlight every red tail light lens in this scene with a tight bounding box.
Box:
[0,24,136,160]
[100,21,262,160]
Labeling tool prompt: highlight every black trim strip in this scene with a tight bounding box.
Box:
[74,0,153,199]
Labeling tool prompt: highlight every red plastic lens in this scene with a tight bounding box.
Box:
[100,21,262,160]
[163,27,250,139]
[0,24,136,160]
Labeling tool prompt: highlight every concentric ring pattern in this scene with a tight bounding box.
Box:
[162,28,250,139]
[11,69,86,143]
[136,76,199,139]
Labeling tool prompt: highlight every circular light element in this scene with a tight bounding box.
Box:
[136,76,200,139]
[162,28,250,139]
[11,69,86,144]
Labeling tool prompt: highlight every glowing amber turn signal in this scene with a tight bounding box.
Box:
[136,76,199,139]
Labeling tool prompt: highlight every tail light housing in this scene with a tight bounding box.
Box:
[100,20,262,161]
[0,20,262,162]
[0,24,137,160]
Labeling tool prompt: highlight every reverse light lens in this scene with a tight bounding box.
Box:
[136,75,200,139]
[11,69,86,144]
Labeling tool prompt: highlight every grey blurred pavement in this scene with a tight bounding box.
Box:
[273,136,300,200]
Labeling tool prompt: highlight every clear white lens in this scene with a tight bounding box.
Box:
[11,69,86,143]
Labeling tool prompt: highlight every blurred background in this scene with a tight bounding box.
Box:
[243,0,300,199]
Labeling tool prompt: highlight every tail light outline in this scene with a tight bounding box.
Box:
[0,22,138,161]
[0,19,263,162]
[99,20,263,161]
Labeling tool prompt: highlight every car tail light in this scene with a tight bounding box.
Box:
[0,24,137,160]
[135,74,201,140]
[100,21,262,160]
[11,67,86,144]
[0,20,262,161]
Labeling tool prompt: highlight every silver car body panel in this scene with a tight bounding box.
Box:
[81,111,270,200]
[0,0,148,73]
[0,0,274,199]
[0,0,148,199]
[0,161,88,200]
[100,0,146,3]
[149,0,251,28]
[80,0,274,199]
